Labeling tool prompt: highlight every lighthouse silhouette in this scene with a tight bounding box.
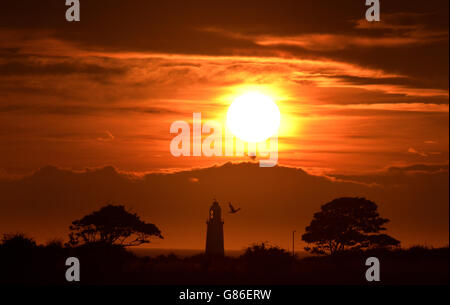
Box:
[205,200,224,256]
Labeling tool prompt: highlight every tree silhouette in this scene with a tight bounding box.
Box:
[68,204,163,247]
[302,197,399,255]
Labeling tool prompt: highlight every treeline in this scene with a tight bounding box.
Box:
[0,234,448,285]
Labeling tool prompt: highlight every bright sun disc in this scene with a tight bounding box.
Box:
[226,92,281,143]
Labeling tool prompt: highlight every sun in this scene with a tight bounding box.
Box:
[226,92,281,143]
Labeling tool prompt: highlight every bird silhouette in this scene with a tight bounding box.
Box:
[228,202,241,214]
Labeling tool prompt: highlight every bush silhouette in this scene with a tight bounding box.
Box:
[240,242,294,275]
[241,242,291,260]
[68,204,163,247]
[0,233,37,250]
[302,197,400,255]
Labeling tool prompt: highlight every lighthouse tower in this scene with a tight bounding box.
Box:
[205,200,224,256]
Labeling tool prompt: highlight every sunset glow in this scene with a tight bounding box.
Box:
[226,92,281,143]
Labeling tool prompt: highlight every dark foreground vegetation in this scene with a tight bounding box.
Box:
[1,198,446,285]
[0,234,447,285]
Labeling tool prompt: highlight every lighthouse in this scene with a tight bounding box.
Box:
[205,200,224,256]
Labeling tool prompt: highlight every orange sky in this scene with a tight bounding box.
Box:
[0,1,448,249]
[0,1,448,177]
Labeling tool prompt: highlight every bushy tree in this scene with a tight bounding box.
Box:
[302,197,399,255]
[68,204,163,247]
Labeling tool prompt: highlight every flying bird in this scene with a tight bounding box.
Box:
[228,202,241,214]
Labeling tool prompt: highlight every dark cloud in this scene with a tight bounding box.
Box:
[0,104,181,116]
[327,74,446,90]
[388,163,449,173]
[0,58,127,76]
[331,163,449,185]
[0,0,448,91]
